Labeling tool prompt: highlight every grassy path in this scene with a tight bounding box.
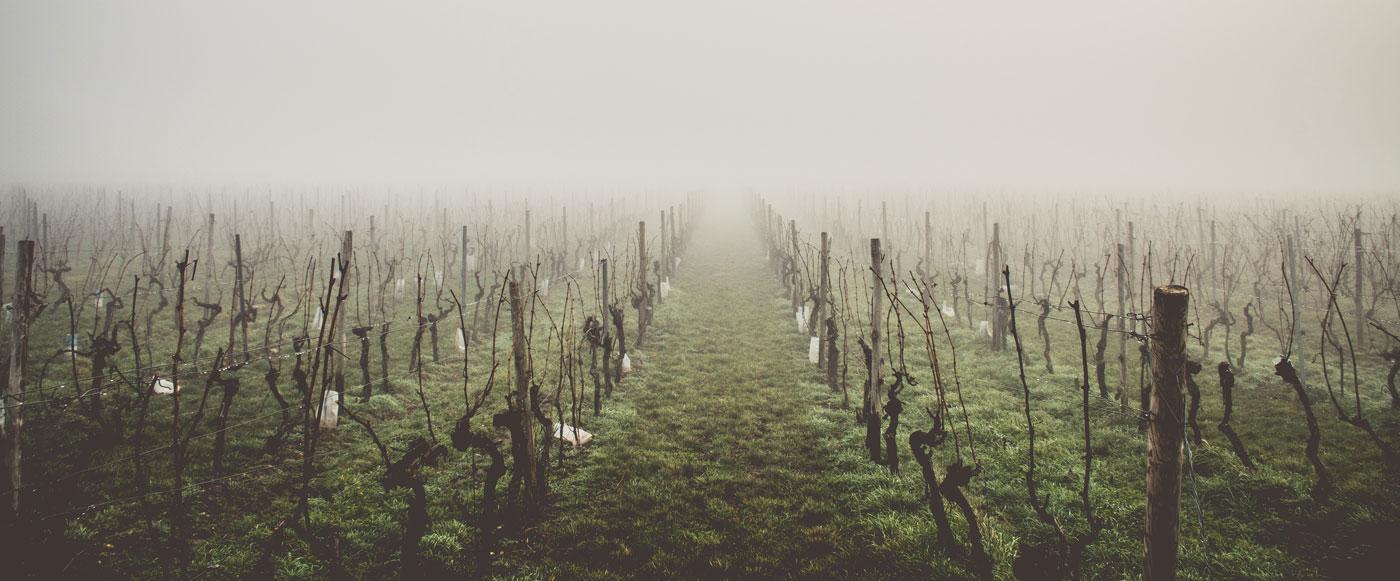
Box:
[505,200,964,579]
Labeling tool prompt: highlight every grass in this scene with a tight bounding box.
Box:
[503,214,971,578]
[497,203,1400,579]
[6,200,1399,579]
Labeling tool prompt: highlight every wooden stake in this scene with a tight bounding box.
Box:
[790,220,801,312]
[867,238,884,462]
[508,278,540,513]
[636,220,648,346]
[1288,234,1306,388]
[470,225,476,302]
[525,208,532,261]
[337,231,354,385]
[3,241,34,517]
[1145,284,1189,581]
[1118,242,1129,406]
[1355,227,1365,345]
[660,210,668,284]
[205,213,215,285]
[991,222,1003,350]
[817,232,830,367]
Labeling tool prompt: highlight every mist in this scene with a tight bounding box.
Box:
[2,1,1398,194]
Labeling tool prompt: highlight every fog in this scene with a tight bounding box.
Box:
[2,1,1397,195]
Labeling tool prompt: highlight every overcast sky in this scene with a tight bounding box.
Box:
[1,1,1397,194]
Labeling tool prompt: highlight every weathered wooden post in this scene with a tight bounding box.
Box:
[524,208,533,261]
[206,213,216,285]
[867,238,885,463]
[1354,227,1364,345]
[1209,219,1218,305]
[991,222,1004,350]
[1127,220,1137,333]
[659,210,668,283]
[1,228,7,317]
[1287,234,1305,388]
[600,258,612,405]
[790,220,801,312]
[161,205,173,272]
[1145,284,1189,580]
[636,220,650,346]
[881,201,889,243]
[467,225,478,299]
[2,241,34,517]
[1117,242,1129,404]
[924,211,932,283]
[765,204,773,249]
[229,233,247,358]
[817,232,830,367]
[508,277,540,514]
[982,202,990,320]
[337,231,353,389]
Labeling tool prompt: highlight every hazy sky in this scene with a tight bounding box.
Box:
[2,1,1397,194]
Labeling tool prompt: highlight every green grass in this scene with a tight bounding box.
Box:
[7,202,1399,579]
[496,207,1399,579]
[502,217,975,579]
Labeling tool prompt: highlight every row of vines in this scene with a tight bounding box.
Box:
[0,188,698,577]
[756,192,1399,578]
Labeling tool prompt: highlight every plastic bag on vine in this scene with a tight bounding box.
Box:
[320,390,339,429]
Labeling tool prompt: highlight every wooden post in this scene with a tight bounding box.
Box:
[1,229,7,311]
[817,232,830,366]
[1195,205,1205,296]
[470,225,476,299]
[982,202,990,319]
[601,257,611,346]
[228,234,246,358]
[1354,227,1364,345]
[881,201,889,243]
[508,278,540,512]
[1117,243,1129,404]
[924,211,932,279]
[162,205,173,269]
[40,213,48,271]
[1288,234,1305,388]
[867,238,885,462]
[524,208,533,261]
[1209,220,1218,304]
[767,205,778,249]
[637,221,647,346]
[2,241,34,517]
[1145,284,1189,580]
[790,220,801,312]
[206,213,216,285]
[600,257,612,402]
[660,210,668,283]
[337,231,353,386]
[1127,221,1136,334]
[991,222,1003,350]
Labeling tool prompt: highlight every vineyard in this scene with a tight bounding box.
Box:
[0,190,1396,579]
